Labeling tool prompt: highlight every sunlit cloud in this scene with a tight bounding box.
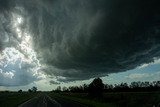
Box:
[0,69,14,79]
[17,17,22,24]
[126,73,150,79]
[0,6,45,86]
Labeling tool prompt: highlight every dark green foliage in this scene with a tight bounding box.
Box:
[0,92,37,107]
[52,78,160,93]
[88,78,104,98]
[28,86,37,93]
[28,89,32,93]
[18,89,22,93]
[104,81,160,92]
[31,86,37,92]
[54,86,62,92]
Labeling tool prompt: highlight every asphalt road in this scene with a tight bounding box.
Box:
[18,94,88,107]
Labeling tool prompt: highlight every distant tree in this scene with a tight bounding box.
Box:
[88,77,104,97]
[31,86,37,92]
[62,86,68,92]
[18,89,22,93]
[68,86,83,93]
[104,84,113,92]
[55,86,61,92]
[155,81,160,87]
[130,81,140,88]
[28,89,32,93]
[143,82,150,88]
[83,84,89,92]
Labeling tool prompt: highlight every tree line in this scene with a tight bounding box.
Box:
[15,78,160,98]
[53,78,160,96]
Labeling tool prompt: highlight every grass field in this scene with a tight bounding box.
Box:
[49,91,160,107]
[0,92,37,107]
[49,93,114,107]
[0,91,160,107]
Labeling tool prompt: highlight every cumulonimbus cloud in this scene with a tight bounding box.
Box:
[1,0,160,82]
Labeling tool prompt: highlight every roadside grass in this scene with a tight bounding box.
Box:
[49,91,160,107]
[103,92,160,107]
[49,93,116,107]
[0,92,37,107]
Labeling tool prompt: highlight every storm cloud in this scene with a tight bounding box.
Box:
[0,0,160,82]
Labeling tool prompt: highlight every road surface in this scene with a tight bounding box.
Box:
[18,94,88,107]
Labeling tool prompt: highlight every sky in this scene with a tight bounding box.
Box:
[0,0,160,91]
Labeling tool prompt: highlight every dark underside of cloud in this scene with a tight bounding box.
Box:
[0,0,160,82]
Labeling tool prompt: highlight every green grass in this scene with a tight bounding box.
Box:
[2,91,159,107]
[49,92,160,107]
[0,92,37,107]
[103,92,160,107]
[49,93,116,107]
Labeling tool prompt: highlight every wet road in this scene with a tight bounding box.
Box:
[18,94,88,107]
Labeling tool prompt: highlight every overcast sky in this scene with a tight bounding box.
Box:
[0,0,160,91]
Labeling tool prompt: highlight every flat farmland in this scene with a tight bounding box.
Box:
[0,92,160,107]
[50,92,160,107]
[0,92,37,107]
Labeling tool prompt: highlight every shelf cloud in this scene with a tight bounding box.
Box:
[0,0,160,84]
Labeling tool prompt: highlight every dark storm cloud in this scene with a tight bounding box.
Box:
[0,0,10,10]
[0,0,18,50]
[1,0,160,82]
